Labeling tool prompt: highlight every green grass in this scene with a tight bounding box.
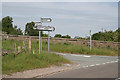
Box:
[2,39,118,56]
[2,52,70,74]
[2,39,70,74]
[2,39,118,74]
[40,41,118,56]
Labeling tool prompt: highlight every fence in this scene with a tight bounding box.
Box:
[2,35,119,50]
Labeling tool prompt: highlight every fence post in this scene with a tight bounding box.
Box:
[23,41,27,53]
[29,37,32,54]
[14,43,16,52]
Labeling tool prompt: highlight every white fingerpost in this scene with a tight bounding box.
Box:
[33,18,55,54]
[39,31,41,54]
[48,31,50,53]
[41,31,42,52]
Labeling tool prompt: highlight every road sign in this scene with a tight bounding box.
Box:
[33,25,55,31]
[33,22,42,30]
[35,22,42,26]
[34,17,54,54]
[41,18,52,22]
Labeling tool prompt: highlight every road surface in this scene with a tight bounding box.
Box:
[45,53,118,78]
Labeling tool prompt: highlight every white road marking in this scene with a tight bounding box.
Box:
[83,66,89,68]
[83,56,91,58]
[72,55,81,57]
[69,54,91,57]
[106,62,110,64]
[102,63,106,64]
[76,60,118,70]
[70,54,83,57]
[56,53,67,56]
[61,54,67,56]
[114,61,118,62]
[95,64,100,66]
[89,65,95,67]
[110,61,114,63]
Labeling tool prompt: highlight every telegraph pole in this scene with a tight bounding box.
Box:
[90,30,92,51]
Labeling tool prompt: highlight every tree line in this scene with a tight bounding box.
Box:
[2,16,23,35]
[1,16,119,42]
[1,16,71,38]
[91,29,120,42]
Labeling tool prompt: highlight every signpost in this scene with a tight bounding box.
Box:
[33,18,55,54]
[48,31,50,52]
[41,18,52,23]
[34,26,55,31]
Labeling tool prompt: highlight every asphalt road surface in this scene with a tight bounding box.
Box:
[45,53,118,78]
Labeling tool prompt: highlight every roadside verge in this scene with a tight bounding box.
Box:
[2,63,79,78]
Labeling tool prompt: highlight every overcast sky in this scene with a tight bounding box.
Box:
[2,2,118,38]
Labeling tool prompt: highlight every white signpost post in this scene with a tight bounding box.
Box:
[33,18,55,54]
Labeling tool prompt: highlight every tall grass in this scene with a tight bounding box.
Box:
[2,39,70,74]
[2,39,118,56]
[2,52,70,74]
[38,41,117,56]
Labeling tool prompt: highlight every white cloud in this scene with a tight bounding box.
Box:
[2,2,118,37]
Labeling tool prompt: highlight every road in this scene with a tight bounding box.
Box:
[45,53,118,78]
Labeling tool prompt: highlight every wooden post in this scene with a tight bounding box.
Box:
[23,41,27,53]
[17,46,21,53]
[29,37,32,54]
[14,43,16,52]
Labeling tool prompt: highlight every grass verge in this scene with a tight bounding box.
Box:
[2,52,70,74]
[2,39,118,74]
[41,41,118,56]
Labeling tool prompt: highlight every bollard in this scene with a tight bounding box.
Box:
[33,49,35,54]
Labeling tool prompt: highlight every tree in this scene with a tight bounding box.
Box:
[25,22,39,36]
[91,28,119,42]
[74,36,86,40]
[2,16,14,34]
[62,35,71,38]
[0,21,2,31]
[54,34,62,38]
[2,16,23,35]
[16,28,23,35]
[43,34,48,37]
[113,28,120,42]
